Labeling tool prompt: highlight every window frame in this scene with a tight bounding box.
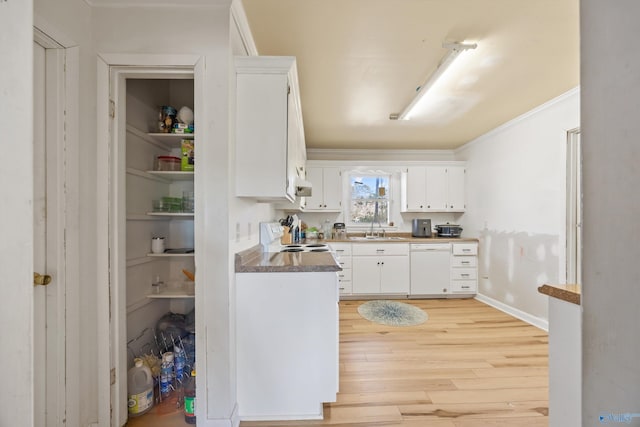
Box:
[347,171,392,228]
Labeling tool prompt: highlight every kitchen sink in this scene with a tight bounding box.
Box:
[348,236,408,241]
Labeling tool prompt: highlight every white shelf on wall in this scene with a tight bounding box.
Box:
[127,213,172,221]
[146,212,194,218]
[146,170,194,181]
[126,124,195,150]
[147,282,195,299]
[146,252,194,258]
[146,132,194,143]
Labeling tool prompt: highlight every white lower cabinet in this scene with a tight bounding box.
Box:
[352,244,410,295]
[331,243,352,296]
[236,271,338,420]
[450,243,478,294]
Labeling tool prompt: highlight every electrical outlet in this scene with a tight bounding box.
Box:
[248,222,252,239]
[236,222,241,242]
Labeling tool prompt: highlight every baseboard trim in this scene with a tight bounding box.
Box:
[202,403,240,427]
[474,293,549,332]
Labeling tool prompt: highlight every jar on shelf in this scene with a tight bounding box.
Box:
[155,156,181,171]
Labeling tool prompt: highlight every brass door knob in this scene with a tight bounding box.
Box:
[34,273,52,286]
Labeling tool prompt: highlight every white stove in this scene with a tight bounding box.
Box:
[260,222,330,253]
[280,243,330,253]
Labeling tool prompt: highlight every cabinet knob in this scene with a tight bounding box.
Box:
[427,205,430,208]
[443,288,447,292]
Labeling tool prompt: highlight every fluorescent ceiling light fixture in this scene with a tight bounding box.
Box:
[390,42,477,121]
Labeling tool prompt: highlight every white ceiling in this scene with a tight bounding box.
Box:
[242,0,579,150]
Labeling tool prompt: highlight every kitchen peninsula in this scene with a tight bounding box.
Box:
[235,246,340,421]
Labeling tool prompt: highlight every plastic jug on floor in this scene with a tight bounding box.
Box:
[127,359,154,417]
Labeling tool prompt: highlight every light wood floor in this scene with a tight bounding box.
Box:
[127,298,549,427]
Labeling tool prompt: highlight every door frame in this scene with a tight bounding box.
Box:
[33,26,81,427]
[566,127,582,285]
[96,53,203,427]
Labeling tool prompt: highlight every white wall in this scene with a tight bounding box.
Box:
[456,89,580,322]
[581,1,640,423]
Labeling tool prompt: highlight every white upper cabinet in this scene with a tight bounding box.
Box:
[235,56,306,203]
[447,165,466,212]
[304,166,342,211]
[401,164,466,212]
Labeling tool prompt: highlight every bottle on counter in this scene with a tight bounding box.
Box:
[323,219,332,239]
[184,369,196,424]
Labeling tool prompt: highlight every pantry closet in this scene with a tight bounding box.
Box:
[120,72,196,425]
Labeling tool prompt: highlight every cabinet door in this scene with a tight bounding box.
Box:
[404,167,427,211]
[380,256,410,294]
[285,88,298,200]
[322,167,342,210]
[425,166,448,211]
[352,257,380,294]
[305,166,325,210]
[447,166,465,211]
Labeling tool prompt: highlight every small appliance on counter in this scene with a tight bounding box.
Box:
[435,223,463,238]
[332,222,346,239]
[411,219,432,238]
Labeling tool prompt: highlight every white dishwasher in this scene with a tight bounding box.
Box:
[410,243,451,296]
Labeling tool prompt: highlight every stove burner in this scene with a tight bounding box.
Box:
[281,248,304,253]
[310,248,329,252]
[305,244,327,248]
[284,245,303,248]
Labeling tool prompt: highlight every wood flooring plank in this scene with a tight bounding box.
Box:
[398,400,548,420]
[427,387,548,404]
[451,376,548,390]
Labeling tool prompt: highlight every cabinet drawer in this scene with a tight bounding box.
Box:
[451,268,477,280]
[331,243,352,256]
[338,281,352,295]
[337,269,352,282]
[337,257,352,269]
[452,243,478,256]
[352,243,409,256]
[451,256,477,268]
[450,280,477,293]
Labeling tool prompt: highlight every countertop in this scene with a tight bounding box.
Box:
[235,245,342,273]
[538,284,581,305]
[317,233,479,244]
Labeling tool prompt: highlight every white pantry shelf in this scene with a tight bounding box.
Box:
[146,212,194,218]
[147,283,195,299]
[146,252,194,258]
[146,170,194,181]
